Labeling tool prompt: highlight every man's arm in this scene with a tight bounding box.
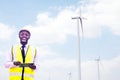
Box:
[30,49,40,70]
[4,52,16,68]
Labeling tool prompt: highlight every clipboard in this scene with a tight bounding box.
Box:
[20,63,33,67]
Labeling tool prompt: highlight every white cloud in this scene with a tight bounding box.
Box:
[35,58,78,80]
[81,0,120,37]
[0,66,9,80]
[36,45,59,59]
[82,55,120,80]
[34,54,120,80]
[19,0,120,46]
[0,23,14,40]
[21,8,78,45]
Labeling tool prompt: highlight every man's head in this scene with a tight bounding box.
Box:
[19,29,31,46]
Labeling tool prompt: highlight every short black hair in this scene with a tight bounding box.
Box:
[19,29,30,34]
[19,29,31,37]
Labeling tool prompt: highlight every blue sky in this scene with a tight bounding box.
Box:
[0,0,78,26]
[0,0,120,80]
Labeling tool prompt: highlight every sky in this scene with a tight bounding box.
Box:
[0,0,120,80]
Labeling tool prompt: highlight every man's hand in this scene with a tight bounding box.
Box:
[13,61,21,66]
[28,63,36,70]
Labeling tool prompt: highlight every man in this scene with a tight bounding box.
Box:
[5,29,38,80]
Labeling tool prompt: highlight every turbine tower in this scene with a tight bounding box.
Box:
[68,72,72,80]
[95,56,101,80]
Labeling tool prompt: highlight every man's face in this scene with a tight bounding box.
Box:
[19,30,30,43]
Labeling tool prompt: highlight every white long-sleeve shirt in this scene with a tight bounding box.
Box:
[5,44,39,70]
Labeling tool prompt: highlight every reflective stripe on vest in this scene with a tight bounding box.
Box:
[10,72,34,78]
[9,44,36,80]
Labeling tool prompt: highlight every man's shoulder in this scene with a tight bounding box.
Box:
[12,44,21,48]
[28,45,36,50]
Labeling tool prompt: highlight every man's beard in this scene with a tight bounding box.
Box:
[20,41,28,46]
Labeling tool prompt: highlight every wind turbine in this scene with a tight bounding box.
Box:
[72,7,85,80]
[95,56,101,80]
[68,72,72,80]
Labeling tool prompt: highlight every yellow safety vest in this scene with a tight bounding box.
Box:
[9,44,36,80]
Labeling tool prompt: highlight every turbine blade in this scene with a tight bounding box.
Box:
[79,18,84,34]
